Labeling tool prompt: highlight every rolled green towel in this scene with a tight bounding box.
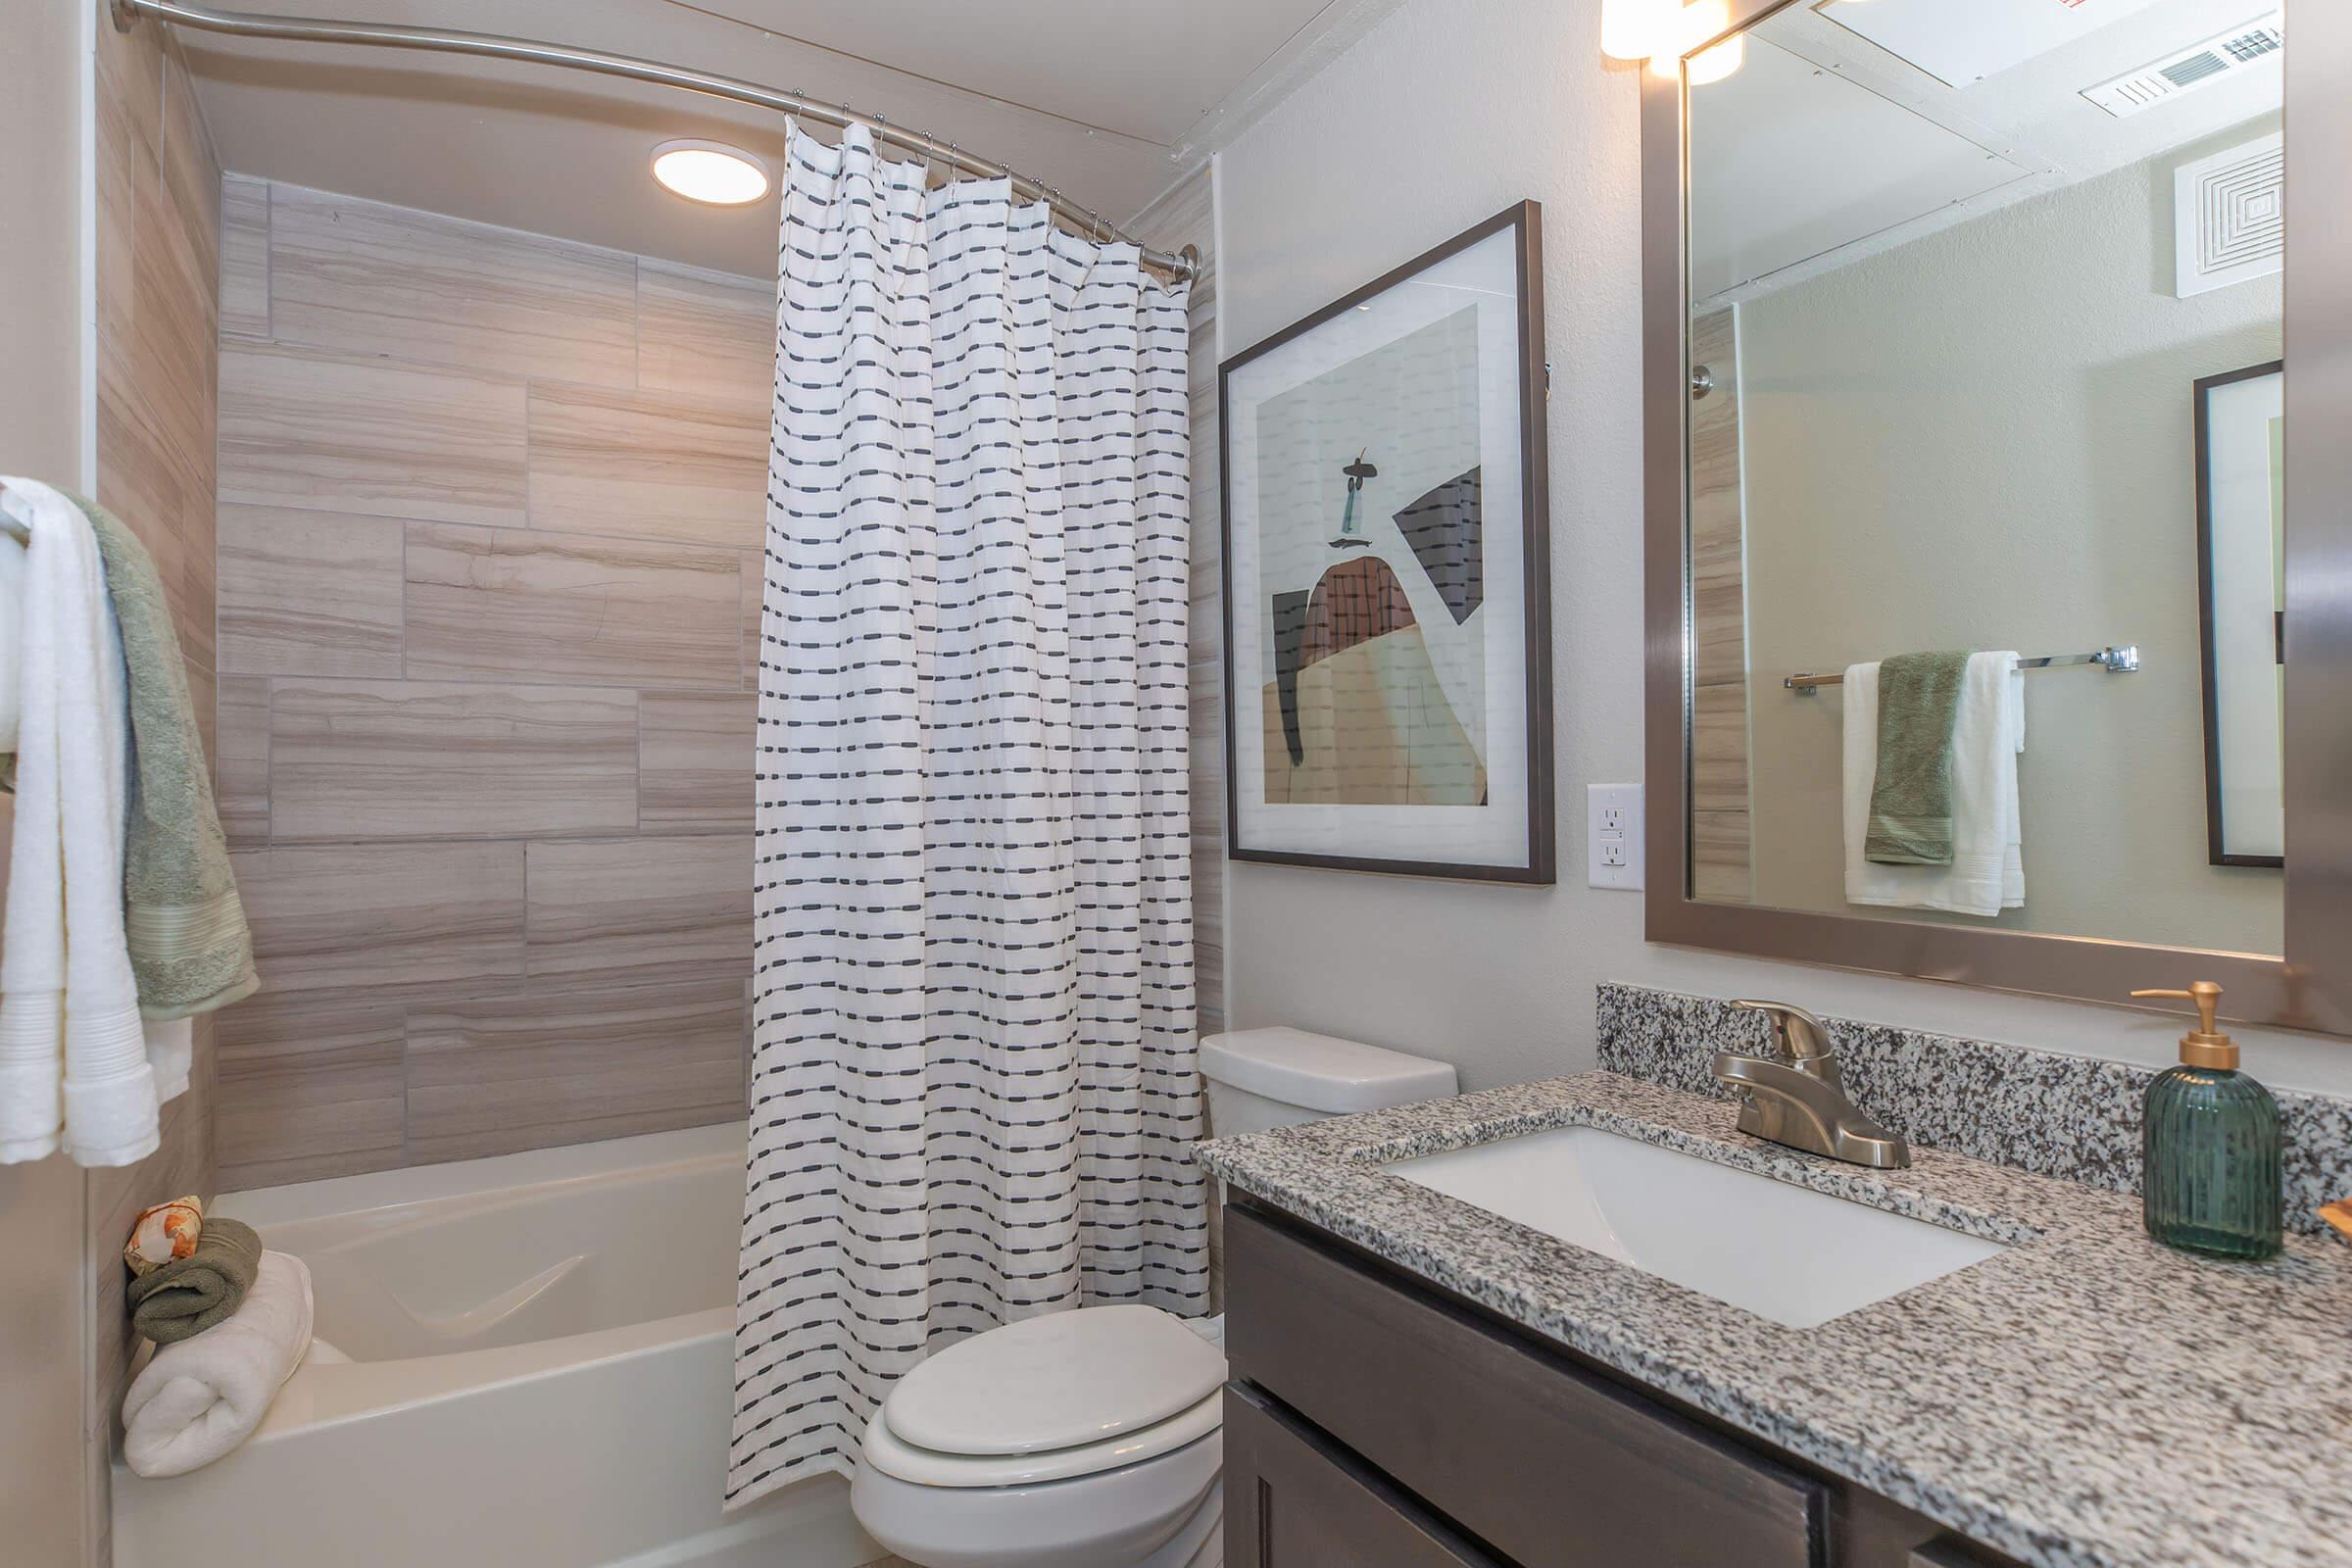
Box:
[128,1218,264,1345]
[74,495,261,1018]
[1866,650,1972,866]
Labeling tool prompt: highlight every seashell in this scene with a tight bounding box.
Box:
[125,1196,204,1277]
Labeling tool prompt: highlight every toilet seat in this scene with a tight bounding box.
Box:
[864,1387,1222,1488]
[866,1305,1228,1490]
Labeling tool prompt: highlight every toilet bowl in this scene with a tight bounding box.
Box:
[849,1028,1456,1568]
[849,1306,1228,1568]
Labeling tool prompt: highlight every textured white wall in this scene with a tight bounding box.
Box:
[1740,129,2283,956]
[1212,0,2352,1096]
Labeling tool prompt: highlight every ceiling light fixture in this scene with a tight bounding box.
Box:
[650,139,771,206]
[1603,0,1745,83]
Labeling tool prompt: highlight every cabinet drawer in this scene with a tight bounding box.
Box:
[1226,1382,1505,1568]
[1227,1204,1827,1568]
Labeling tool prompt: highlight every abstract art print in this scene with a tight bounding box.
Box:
[1219,203,1552,880]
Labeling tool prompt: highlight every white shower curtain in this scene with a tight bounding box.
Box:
[729,124,1207,1505]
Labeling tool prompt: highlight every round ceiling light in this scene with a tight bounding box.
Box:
[650,139,771,206]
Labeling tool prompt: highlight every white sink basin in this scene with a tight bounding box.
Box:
[1386,1126,2007,1328]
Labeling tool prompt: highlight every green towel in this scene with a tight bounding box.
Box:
[127,1218,264,1344]
[1866,650,1972,865]
[76,495,262,1018]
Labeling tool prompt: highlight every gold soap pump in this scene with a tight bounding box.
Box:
[2129,980,2281,1259]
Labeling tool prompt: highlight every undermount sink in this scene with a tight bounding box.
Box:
[1385,1126,2008,1328]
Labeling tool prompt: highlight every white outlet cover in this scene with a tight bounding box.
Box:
[1588,784,1644,892]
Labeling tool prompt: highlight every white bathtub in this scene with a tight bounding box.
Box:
[113,1123,882,1568]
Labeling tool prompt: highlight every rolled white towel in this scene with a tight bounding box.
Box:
[122,1250,314,1479]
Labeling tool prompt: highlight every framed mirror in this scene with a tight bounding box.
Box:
[1642,0,2352,1031]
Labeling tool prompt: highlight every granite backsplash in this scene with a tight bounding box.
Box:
[1596,982,2352,1236]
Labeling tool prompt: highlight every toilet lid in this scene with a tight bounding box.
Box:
[863,1387,1222,1489]
[882,1305,1226,1458]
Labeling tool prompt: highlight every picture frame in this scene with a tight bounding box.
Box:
[2193,360,2286,870]
[1217,202,1553,882]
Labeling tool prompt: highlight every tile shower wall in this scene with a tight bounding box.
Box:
[91,17,225,1557]
[1133,168,1225,1036]
[215,180,770,1188]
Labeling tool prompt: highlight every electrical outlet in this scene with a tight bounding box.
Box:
[1587,783,1643,891]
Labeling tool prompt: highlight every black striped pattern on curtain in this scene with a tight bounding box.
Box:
[728,123,1206,1505]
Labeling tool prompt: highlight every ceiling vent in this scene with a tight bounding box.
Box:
[2082,13,2282,118]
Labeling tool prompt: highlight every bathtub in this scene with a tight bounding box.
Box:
[112,1123,881,1568]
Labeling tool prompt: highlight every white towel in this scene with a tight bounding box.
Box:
[0,517,25,756]
[1843,652,2025,918]
[122,1250,315,1478]
[0,475,159,1165]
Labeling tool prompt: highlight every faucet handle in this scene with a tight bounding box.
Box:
[1730,1000,1834,1063]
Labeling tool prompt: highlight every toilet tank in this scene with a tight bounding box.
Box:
[1200,1027,1458,1139]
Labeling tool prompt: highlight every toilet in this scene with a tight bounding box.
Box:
[848,1027,1457,1568]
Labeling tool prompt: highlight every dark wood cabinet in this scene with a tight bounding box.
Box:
[1223,1199,2028,1568]
[1224,1382,1503,1567]
[1910,1543,2008,1568]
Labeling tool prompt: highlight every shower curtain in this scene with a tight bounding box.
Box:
[728,124,1208,1505]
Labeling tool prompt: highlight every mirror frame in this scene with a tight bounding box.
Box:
[1642,0,2352,1034]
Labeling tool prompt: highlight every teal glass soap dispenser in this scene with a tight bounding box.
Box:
[2131,981,2281,1260]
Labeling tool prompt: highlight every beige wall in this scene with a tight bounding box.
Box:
[1212,0,2352,1099]
[0,4,98,1561]
[1740,129,2283,956]
[213,181,771,1187]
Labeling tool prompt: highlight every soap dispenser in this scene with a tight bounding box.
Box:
[2130,981,2281,1260]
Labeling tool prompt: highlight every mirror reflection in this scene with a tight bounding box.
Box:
[1685,0,2284,956]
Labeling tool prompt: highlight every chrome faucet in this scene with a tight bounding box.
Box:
[1710,1001,1910,1169]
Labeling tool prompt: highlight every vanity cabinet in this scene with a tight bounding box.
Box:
[1224,1383,1503,1566]
[1224,1201,2026,1568]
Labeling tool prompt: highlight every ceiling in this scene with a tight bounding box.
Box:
[173,0,1365,277]
[1689,0,2284,305]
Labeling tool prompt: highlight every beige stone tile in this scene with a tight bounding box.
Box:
[526,381,768,551]
[160,41,220,289]
[525,836,752,986]
[219,503,406,677]
[181,655,218,786]
[404,522,742,688]
[220,340,527,526]
[636,258,775,408]
[640,691,756,832]
[219,172,270,337]
[270,679,637,841]
[741,551,766,690]
[96,362,205,662]
[215,993,407,1189]
[406,978,747,1163]
[232,840,525,996]
[269,183,636,387]
[217,675,270,847]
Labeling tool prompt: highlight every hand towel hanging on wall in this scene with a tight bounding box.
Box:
[75,494,259,1022]
[1842,651,2025,918]
[0,476,162,1165]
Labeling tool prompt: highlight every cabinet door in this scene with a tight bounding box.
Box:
[1226,1205,1826,1568]
[1911,1542,2010,1568]
[1225,1383,1507,1568]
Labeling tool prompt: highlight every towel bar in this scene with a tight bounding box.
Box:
[1784,645,2139,695]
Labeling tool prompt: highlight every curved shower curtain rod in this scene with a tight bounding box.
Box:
[112,0,1201,284]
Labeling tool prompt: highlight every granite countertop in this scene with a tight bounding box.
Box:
[1196,1071,2352,1568]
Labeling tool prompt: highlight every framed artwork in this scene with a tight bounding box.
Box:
[1218,202,1553,882]
[2193,360,2285,869]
